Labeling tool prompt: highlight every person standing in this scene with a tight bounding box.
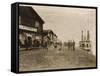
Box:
[73,40,75,50]
[68,40,70,50]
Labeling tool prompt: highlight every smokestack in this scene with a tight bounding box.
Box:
[81,30,83,41]
[87,30,90,41]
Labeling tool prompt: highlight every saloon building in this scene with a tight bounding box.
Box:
[19,6,44,48]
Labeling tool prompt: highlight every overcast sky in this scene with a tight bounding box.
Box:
[20,4,96,55]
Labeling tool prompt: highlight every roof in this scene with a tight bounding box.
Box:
[43,30,57,37]
[43,30,53,34]
[19,6,44,24]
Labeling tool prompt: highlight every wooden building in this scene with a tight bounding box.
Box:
[19,6,44,48]
[42,30,58,47]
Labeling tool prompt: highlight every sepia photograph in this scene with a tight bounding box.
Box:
[18,3,97,72]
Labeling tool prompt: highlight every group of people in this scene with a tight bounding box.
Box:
[19,36,41,50]
[19,35,76,51]
[67,40,75,50]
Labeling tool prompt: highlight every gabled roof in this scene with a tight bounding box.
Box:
[19,6,44,24]
[43,30,57,37]
[43,30,53,34]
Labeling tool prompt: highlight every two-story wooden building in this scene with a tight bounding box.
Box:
[19,6,44,48]
[42,30,58,47]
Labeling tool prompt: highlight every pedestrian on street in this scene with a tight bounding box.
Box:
[72,40,75,50]
[68,40,71,50]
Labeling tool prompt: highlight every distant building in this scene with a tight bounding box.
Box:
[79,30,91,51]
[19,6,44,48]
[42,30,57,47]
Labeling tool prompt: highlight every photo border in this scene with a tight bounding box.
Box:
[12,2,98,73]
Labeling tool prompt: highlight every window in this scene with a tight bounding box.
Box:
[35,21,40,27]
[19,16,21,25]
[87,44,88,47]
[82,44,84,47]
